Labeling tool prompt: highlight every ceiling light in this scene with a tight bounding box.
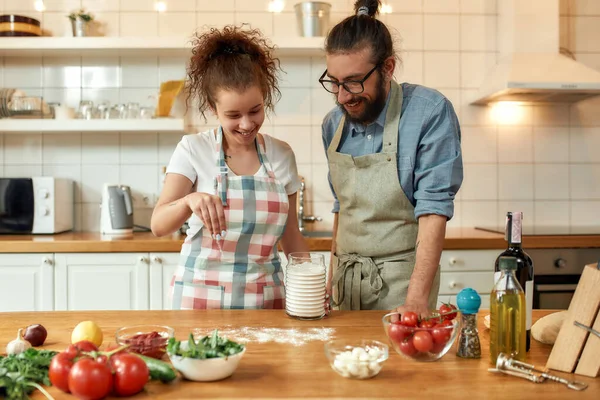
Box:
[490,102,525,125]
[155,1,167,12]
[34,0,46,12]
[381,3,392,14]
[268,0,285,13]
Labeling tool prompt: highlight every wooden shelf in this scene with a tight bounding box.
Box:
[0,118,185,133]
[0,36,325,57]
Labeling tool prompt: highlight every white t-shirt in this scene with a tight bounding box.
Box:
[166,129,302,237]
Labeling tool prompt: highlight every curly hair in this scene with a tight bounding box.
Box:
[186,25,281,120]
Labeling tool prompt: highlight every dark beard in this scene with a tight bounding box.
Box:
[337,73,388,126]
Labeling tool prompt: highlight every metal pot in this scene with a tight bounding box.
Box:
[71,18,89,37]
[294,2,332,37]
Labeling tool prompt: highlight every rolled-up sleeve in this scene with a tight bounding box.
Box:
[322,118,340,213]
[413,99,463,220]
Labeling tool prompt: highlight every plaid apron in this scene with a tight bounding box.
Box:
[171,127,288,309]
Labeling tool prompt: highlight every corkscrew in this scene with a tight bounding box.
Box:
[488,353,588,391]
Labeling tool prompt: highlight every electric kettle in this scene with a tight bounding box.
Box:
[100,184,134,236]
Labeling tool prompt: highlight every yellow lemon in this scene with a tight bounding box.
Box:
[71,320,103,347]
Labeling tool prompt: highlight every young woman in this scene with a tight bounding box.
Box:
[151,26,309,310]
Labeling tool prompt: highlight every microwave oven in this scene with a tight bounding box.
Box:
[0,177,74,234]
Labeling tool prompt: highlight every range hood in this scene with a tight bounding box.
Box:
[472,0,600,105]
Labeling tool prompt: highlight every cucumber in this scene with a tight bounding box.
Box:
[135,353,178,383]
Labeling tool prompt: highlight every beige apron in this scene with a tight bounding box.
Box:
[328,81,440,310]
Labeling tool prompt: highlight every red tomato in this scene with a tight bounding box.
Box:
[64,344,79,360]
[439,303,458,321]
[110,353,149,397]
[49,353,73,393]
[398,339,418,356]
[431,324,452,344]
[418,319,436,329]
[74,340,99,352]
[412,331,434,353]
[388,322,414,344]
[431,340,447,354]
[68,358,113,400]
[401,311,419,327]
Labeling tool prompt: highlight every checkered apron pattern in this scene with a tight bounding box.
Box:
[171,127,289,309]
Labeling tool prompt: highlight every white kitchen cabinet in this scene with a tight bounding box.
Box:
[0,254,54,312]
[149,253,179,310]
[54,253,149,311]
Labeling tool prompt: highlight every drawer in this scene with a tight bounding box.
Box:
[437,294,490,310]
[440,250,498,272]
[438,271,494,295]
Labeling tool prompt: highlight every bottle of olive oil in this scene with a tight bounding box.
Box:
[490,256,526,365]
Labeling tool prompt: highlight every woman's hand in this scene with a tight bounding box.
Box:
[184,192,227,237]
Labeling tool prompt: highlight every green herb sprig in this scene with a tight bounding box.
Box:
[0,348,58,400]
[167,330,244,359]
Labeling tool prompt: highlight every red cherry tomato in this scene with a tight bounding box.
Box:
[412,331,434,353]
[398,339,418,356]
[63,344,79,360]
[110,353,150,397]
[49,353,73,393]
[439,303,458,321]
[418,319,436,329]
[401,311,419,327]
[431,324,452,344]
[431,340,447,354]
[73,340,99,352]
[68,358,113,400]
[388,322,414,344]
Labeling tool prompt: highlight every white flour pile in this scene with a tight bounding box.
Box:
[193,327,336,346]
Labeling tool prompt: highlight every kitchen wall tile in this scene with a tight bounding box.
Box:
[119,88,159,107]
[459,90,495,126]
[4,134,42,165]
[569,0,600,15]
[235,12,273,36]
[42,88,82,109]
[497,126,533,163]
[43,134,82,165]
[4,165,43,177]
[120,165,158,208]
[281,0,348,13]
[120,133,158,164]
[460,15,496,51]
[158,56,187,82]
[424,15,459,50]
[330,12,349,27]
[460,52,496,89]
[310,57,326,89]
[560,16,569,49]
[570,127,600,163]
[461,164,497,200]
[396,51,423,85]
[80,88,120,105]
[82,133,120,164]
[423,0,459,13]
[498,164,534,200]
[423,52,459,88]
[81,203,101,232]
[82,0,120,12]
[161,0,197,11]
[311,201,335,232]
[119,0,154,12]
[195,12,235,29]
[571,201,600,230]
[81,164,120,203]
[279,57,311,88]
[196,0,235,12]
[296,163,312,193]
[534,201,570,231]
[73,203,83,232]
[43,0,81,12]
[570,164,600,199]
[576,53,600,72]
[121,56,159,88]
[159,12,197,36]
[533,127,570,163]
[42,12,74,37]
[133,207,153,228]
[461,126,497,163]
[460,0,497,14]
[82,57,120,88]
[460,200,498,229]
[310,87,335,125]
[0,166,4,177]
[270,87,310,125]
[311,163,335,203]
[311,125,327,164]
[497,201,535,230]
[5,57,42,88]
[534,164,570,200]
[87,12,120,36]
[447,200,461,227]
[4,0,37,11]
[570,96,600,126]
[387,14,423,50]
[570,16,600,52]
[120,12,158,36]
[273,12,297,37]
[233,0,269,12]
[43,164,83,202]
[533,105,570,126]
[42,57,82,88]
[273,126,312,164]
[158,132,185,164]
[387,0,423,13]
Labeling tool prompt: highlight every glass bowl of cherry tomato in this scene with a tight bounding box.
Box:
[115,325,175,359]
[382,305,459,362]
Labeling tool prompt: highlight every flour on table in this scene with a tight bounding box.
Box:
[193,327,336,346]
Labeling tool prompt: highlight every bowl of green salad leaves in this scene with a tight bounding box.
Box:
[166,330,245,382]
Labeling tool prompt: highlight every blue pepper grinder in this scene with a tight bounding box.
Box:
[456,288,482,358]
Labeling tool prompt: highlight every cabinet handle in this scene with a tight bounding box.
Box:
[448,281,457,289]
[139,256,148,264]
[42,257,53,266]
[448,257,458,266]
[152,256,162,263]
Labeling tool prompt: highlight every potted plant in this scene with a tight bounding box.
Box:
[67,8,94,37]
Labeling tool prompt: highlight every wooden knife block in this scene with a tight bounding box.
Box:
[546,263,600,378]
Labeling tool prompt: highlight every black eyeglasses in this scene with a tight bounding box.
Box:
[319,64,380,94]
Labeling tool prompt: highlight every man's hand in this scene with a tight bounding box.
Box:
[391,300,430,322]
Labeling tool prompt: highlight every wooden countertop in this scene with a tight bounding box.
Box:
[0,310,596,399]
[1,228,599,253]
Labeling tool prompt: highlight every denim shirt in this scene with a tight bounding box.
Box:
[321,82,463,220]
